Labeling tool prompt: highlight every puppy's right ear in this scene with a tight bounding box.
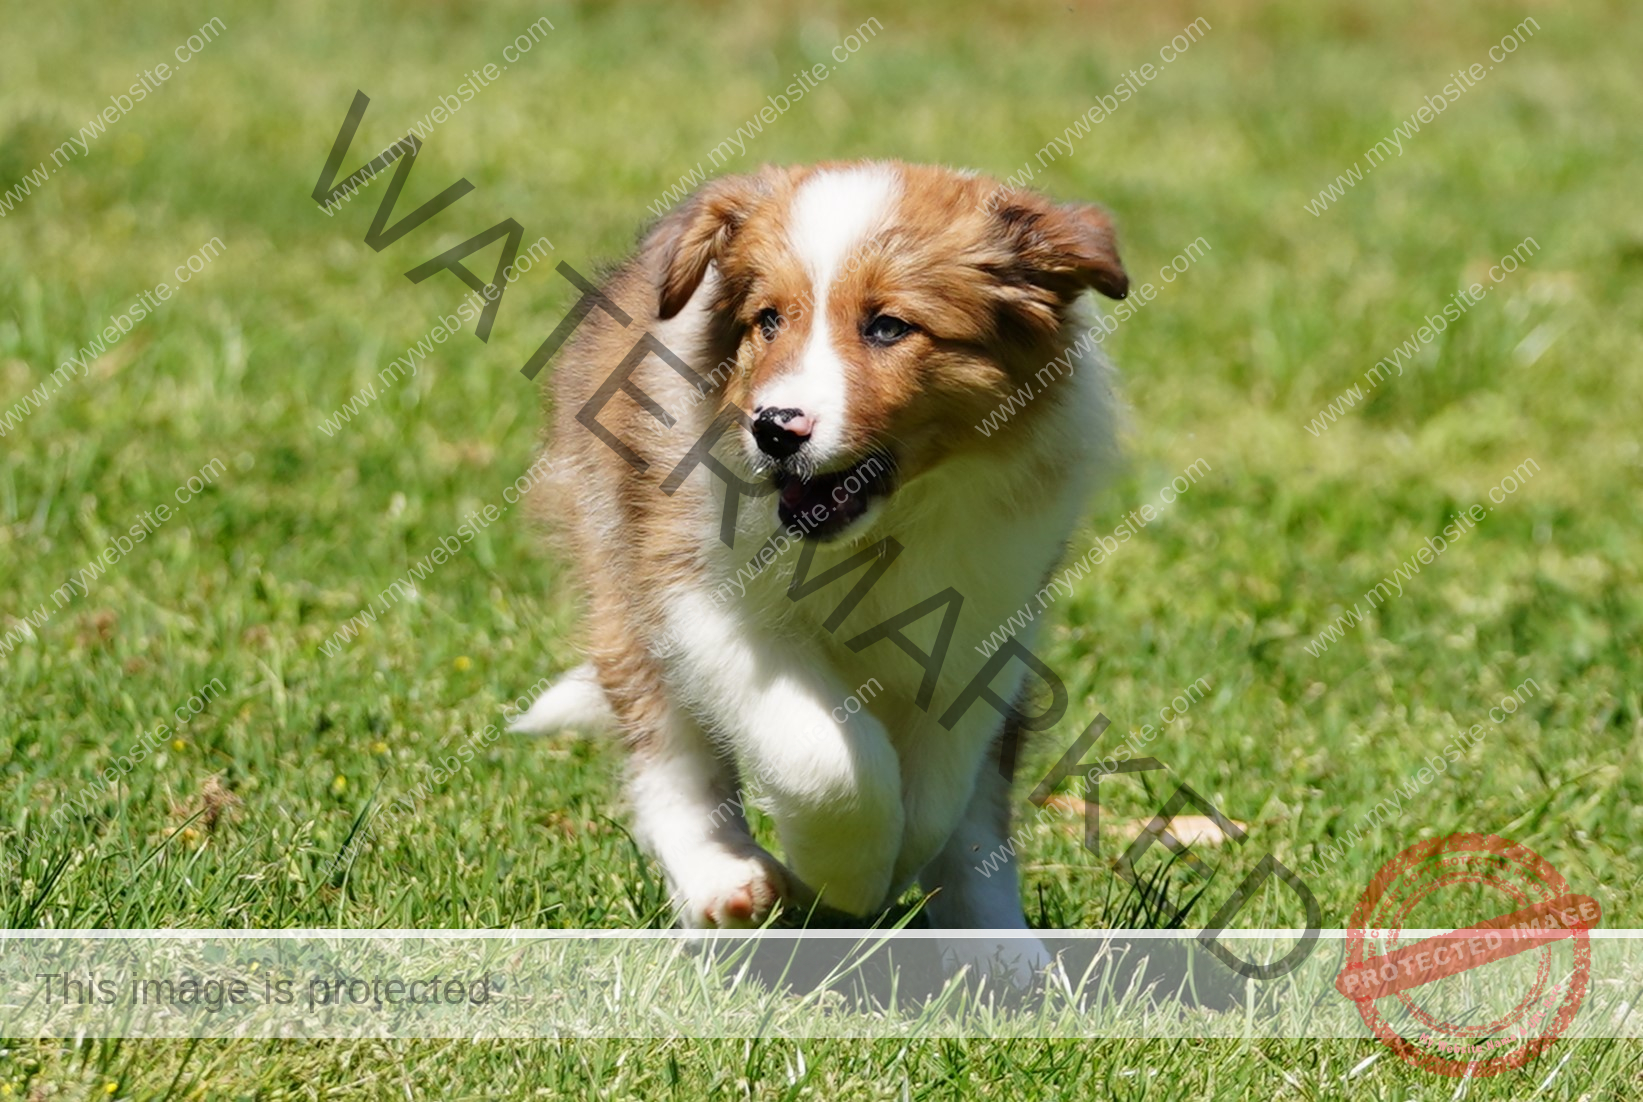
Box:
[652,170,779,319]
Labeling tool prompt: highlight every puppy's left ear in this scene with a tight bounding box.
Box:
[993,193,1129,301]
[651,169,781,319]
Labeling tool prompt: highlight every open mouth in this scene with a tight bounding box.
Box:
[773,453,896,540]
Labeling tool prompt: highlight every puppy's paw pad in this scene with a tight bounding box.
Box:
[682,852,787,929]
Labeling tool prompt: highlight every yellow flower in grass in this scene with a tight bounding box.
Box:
[454,655,472,671]
[331,774,348,795]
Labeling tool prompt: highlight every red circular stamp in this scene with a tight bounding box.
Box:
[1335,833,1598,1077]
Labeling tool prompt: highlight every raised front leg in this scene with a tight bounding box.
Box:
[664,590,905,916]
[626,711,789,928]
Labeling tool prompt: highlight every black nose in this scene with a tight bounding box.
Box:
[752,407,813,459]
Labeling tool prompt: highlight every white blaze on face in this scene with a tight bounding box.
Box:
[756,165,899,464]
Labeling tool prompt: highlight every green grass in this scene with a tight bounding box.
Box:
[3,0,1642,1096]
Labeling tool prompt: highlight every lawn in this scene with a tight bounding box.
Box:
[2,0,1641,1096]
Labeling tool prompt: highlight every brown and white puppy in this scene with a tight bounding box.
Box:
[514,161,1126,963]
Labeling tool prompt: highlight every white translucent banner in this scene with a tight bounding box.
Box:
[3,929,1640,1047]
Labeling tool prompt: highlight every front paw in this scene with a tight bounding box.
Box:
[676,846,790,929]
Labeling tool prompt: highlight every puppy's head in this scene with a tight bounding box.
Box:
[651,161,1127,541]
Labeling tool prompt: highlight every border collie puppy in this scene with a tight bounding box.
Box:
[514,161,1126,954]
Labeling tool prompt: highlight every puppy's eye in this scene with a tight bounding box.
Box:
[863,315,914,346]
[757,308,782,341]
